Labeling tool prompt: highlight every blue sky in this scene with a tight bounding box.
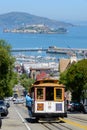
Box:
[0,0,87,22]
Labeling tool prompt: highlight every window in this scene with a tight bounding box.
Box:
[56,89,62,100]
[37,88,43,99]
[46,87,54,100]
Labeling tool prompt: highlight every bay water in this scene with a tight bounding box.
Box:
[0,26,87,58]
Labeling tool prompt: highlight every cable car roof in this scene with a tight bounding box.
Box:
[32,78,64,87]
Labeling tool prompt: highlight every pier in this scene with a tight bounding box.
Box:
[11,46,87,56]
[11,48,47,52]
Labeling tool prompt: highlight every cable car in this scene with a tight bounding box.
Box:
[30,78,67,121]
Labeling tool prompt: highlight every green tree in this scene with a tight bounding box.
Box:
[0,39,16,98]
[19,74,35,91]
[59,59,87,102]
[82,83,87,103]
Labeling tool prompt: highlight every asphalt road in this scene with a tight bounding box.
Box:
[1,101,30,130]
[1,101,87,130]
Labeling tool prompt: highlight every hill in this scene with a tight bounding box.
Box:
[0,12,73,29]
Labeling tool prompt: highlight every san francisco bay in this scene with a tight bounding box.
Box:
[0,26,87,58]
[0,26,87,48]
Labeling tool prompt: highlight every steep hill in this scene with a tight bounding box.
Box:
[0,12,73,29]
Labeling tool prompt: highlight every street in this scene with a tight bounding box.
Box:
[1,101,87,130]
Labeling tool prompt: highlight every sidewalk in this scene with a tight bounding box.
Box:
[1,102,27,130]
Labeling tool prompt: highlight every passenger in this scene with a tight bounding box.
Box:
[25,92,33,117]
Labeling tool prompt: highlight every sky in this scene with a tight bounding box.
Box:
[0,0,87,22]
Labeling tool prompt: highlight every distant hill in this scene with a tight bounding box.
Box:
[0,12,73,29]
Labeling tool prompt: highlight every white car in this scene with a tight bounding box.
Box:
[14,98,25,104]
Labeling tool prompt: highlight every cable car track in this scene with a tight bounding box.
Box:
[68,115,87,123]
[15,104,87,130]
[40,122,73,130]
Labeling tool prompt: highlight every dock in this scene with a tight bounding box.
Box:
[11,46,87,56]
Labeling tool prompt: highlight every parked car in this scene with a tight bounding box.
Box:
[0,114,2,129]
[67,102,86,113]
[4,100,10,108]
[67,102,74,111]
[0,100,9,116]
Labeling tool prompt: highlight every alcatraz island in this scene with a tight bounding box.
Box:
[3,24,67,34]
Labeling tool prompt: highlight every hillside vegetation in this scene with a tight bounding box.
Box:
[0,12,73,29]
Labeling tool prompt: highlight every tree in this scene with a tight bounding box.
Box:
[59,59,87,102]
[82,83,87,103]
[0,39,16,98]
[19,74,35,91]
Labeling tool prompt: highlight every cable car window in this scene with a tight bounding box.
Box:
[43,80,55,83]
[37,88,43,99]
[46,87,54,100]
[56,89,62,99]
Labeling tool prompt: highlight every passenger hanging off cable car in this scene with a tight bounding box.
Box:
[25,92,33,117]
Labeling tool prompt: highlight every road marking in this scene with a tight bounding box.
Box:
[60,118,87,130]
[14,107,31,130]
